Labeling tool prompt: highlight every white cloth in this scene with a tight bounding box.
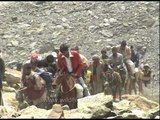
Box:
[62,51,73,72]
[126,59,135,74]
[74,83,83,99]
[64,57,72,72]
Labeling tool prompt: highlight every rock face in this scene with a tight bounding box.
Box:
[4,68,21,85]
[0,1,159,68]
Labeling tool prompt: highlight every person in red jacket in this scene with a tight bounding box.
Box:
[57,43,90,97]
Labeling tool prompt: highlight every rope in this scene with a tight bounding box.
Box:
[60,77,76,94]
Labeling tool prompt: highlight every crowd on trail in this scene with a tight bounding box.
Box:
[0,41,153,114]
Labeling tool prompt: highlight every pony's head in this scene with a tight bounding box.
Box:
[53,70,70,87]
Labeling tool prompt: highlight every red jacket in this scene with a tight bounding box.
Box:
[57,51,83,77]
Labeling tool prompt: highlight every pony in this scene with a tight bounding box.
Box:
[103,64,122,102]
[109,64,128,95]
[53,70,77,109]
[17,63,48,109]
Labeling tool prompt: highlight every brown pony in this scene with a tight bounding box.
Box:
[53,71,77,109]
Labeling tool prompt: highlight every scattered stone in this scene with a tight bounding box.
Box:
[99,30,113,38]
[122,113,138,119]
[5,68,21,85]
[11,40,19,47]
[11,16,18,22]
[109,18,117,23]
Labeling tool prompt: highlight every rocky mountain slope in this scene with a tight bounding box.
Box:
[0,1,159,64]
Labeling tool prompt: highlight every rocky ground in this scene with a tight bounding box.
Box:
[0,1,159,118]
[0,85,159,119]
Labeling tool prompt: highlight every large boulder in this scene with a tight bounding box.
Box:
[16,104,64,118]
[121,95,159,111]
[78,93,113,109]
[121,112,138,119]
[2,86,16,92]
[0,106,17,118]
[63,93,114,119]
[5,68,21,85]
[113,95,159,119]
[2,81,9,87]
[16,105,50,118]
[2,92,18,109]
[146,106,160,119]
[91,105,115,119]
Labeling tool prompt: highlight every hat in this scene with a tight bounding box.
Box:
[51,51,57,58]
[31,53,39,59]
[144,64,149,68]
[48,104,63,119]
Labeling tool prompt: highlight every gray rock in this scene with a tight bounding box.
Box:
[11,16,18,22]
[3,86,16,92]
[5,68,21,85]
[17,105,49,118]
[142,18,155,27]
[122,113,138,119]
[91,106,111,119]
[11,40,19,47]
[147,106,160,119]
[78,93,113,109]
[61,17,68,22]
[99,30,113,38]
[109,18,117,23]
[106,115,123,119]
[2,81,8,87]
[39,42,55,54]
[123,22,129,27]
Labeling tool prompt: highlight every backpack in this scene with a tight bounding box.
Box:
[39,72,53,85]
[35,68,54,87]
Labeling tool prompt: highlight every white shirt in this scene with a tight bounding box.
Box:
[62,51,73,72]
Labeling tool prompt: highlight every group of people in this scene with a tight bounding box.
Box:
[13,40,152,109]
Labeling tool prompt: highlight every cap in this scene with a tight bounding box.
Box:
[31,53,39,59]
[48,104,63,119]
[144,64,149,68]
[51,51,57,58]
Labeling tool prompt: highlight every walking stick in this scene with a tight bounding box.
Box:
[0,90,4,106]
[0,55,5,106]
